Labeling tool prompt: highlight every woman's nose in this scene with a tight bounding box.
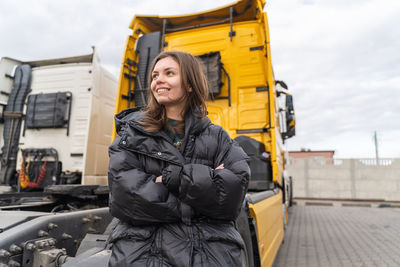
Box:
[154,74,165,84]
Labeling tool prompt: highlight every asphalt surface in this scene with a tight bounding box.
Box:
[273,201,400,267]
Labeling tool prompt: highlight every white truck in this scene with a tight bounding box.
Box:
[0,51,117,267]
[0,50,117,193]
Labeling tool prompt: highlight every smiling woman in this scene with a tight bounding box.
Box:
[107,50,250,266]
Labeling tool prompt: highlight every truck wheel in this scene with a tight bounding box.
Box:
[236,209,254,267]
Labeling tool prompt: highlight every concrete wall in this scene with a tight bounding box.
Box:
[287,158,400,201]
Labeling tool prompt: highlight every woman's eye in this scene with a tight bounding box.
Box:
[167,71,174,76]
[152,74,158,80]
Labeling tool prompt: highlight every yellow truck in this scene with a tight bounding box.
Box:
[114,0,296,265]
[0,1,295,266]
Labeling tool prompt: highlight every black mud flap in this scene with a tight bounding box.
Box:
[235,135,273,191]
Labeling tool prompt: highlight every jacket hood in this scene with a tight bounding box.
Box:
[114,107,212,137]
[114,107,144,134]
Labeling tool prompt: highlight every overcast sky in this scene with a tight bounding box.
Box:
[0,0,399,158]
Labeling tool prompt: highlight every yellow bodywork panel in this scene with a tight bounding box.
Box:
[164,21,269,134]
[249,192,284,267]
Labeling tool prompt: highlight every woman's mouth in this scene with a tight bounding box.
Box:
[156,88,169,93]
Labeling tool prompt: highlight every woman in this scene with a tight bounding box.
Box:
[108,51,250,266]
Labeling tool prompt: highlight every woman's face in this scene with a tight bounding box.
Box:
[150,56,191,108]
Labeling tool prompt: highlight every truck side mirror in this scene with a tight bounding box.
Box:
[284,94,295,139]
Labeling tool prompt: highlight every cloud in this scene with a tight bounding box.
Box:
[267,0,400,158]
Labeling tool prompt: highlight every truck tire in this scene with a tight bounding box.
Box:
[236,209,255,267]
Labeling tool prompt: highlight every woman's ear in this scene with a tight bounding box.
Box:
[188,87,193,92]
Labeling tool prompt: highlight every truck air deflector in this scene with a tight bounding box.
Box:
[131,0,258,33]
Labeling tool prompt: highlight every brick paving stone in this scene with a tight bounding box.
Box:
[273,204,400,267]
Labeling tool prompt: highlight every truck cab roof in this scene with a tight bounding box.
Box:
[130,0,265,33]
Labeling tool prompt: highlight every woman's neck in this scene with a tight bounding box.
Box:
[165,105,185,121]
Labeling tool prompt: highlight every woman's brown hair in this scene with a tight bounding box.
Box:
[139,51,209,132]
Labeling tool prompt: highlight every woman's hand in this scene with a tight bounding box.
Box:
[215,163,224,170]
[156,164,224,183]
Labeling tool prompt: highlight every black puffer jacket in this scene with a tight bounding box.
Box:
[108,108,250,266]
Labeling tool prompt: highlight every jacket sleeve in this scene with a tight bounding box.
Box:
[162,128,250,221]
[108,135,180,225]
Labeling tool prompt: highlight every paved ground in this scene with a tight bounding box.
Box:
[273,201,400,267]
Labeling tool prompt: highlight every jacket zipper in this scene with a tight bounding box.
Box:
[119,143,184,167]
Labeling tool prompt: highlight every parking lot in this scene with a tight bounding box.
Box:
[273,200,400,267]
